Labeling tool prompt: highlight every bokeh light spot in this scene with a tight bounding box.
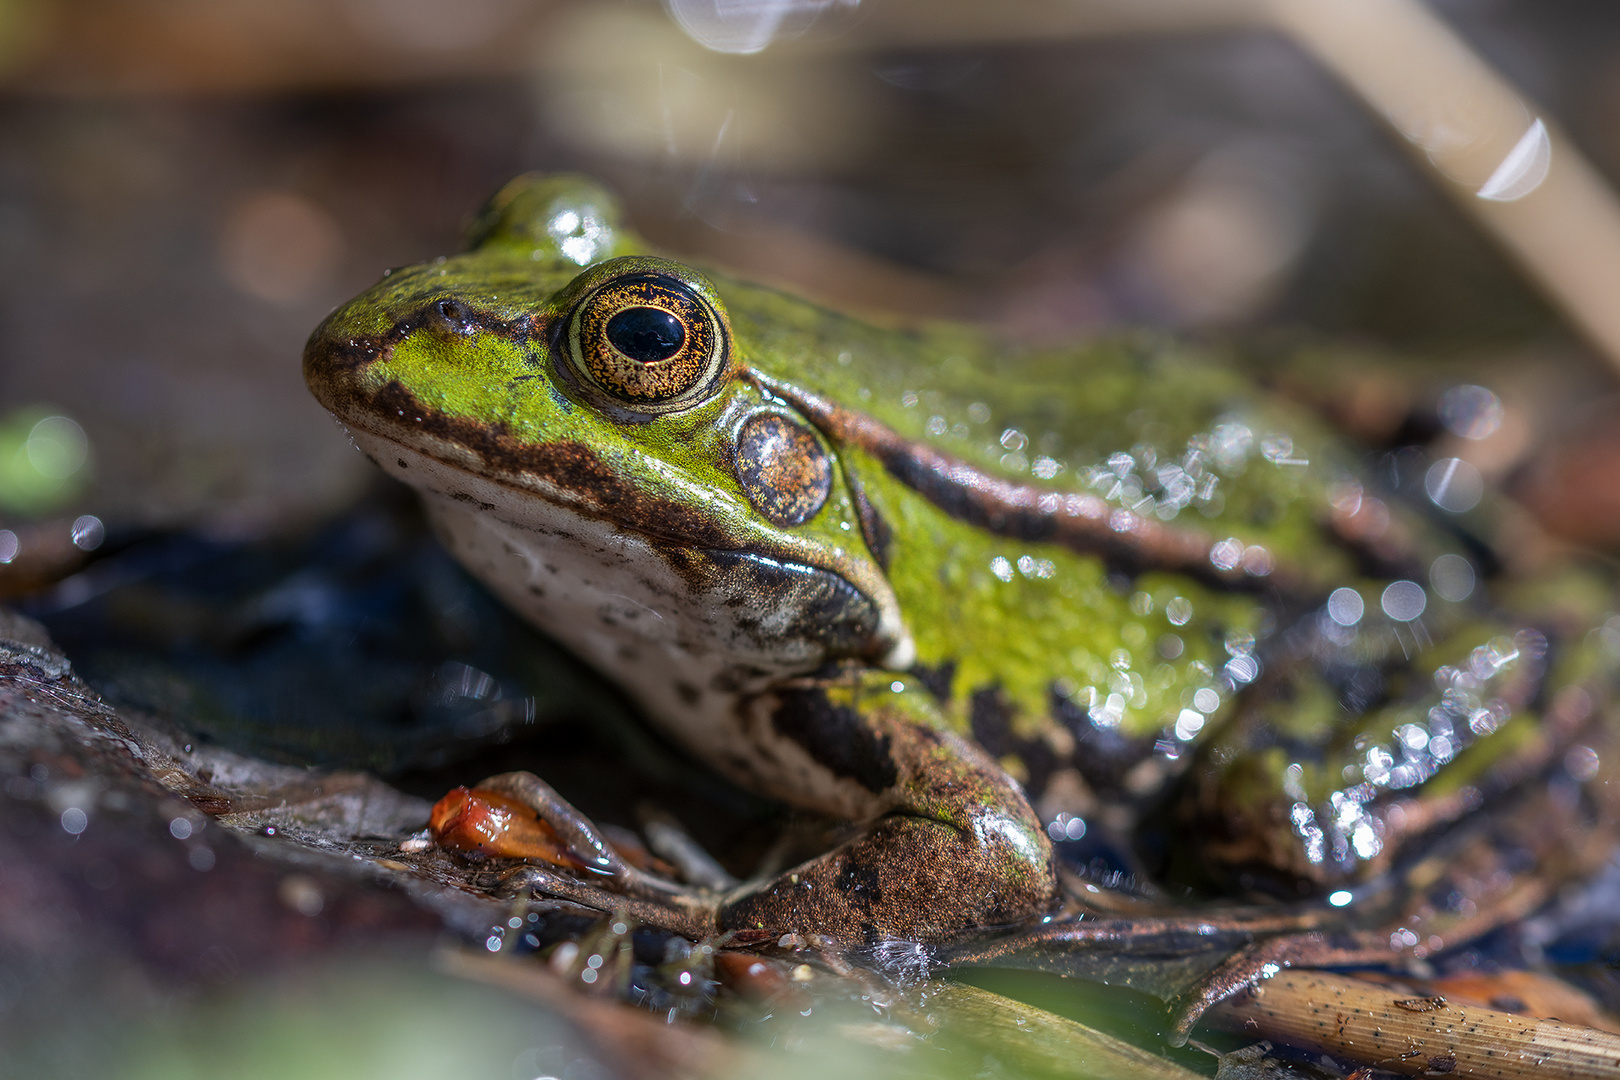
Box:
[1381,580,1427,622]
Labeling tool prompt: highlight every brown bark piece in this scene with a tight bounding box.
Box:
[1204,969,1620,1079]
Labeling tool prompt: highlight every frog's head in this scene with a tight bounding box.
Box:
[304,174,909,688]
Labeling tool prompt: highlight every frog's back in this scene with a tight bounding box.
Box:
[715,225,1620,899]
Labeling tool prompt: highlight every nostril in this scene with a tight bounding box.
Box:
[434,298,475,334]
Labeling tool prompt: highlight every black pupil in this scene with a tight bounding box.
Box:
[605,306,685,363]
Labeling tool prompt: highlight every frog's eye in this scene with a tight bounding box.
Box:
[564,271,728,412]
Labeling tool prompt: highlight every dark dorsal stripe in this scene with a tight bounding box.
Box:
[747,371,1280,590]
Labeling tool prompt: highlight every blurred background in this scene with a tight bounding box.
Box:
[2,0,1619,559]
[5,1,1620,1076]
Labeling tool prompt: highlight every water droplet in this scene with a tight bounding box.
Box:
[1424,457,1484,513]
[26,416,89,480]
[70,515,104,551]
[1430,554,1476,602]
[1241,545,1274,576]
[1261,434,1294,462]
[1438,384,1504,439]
[1209,537,1243,571]
[1566,744,1600,782]
[1327,587,1365,626]
[1225,655,1260,684]
[1175,709,1205,740]
[1381,581,1427,622]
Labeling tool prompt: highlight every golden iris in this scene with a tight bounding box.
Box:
[565,272,727,411]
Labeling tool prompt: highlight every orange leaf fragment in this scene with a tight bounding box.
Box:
[429,786,578,867]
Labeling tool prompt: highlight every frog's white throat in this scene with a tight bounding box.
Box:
[346,428,914,751]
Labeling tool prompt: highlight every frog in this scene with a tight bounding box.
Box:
[303,174,1620,1027]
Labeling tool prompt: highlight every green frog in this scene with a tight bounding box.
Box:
[304,175,1620,1024]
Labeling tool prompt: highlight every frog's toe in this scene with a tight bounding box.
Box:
[716,812,1057,945]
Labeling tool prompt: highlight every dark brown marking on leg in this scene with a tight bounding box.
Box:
[770,687,898,794]
[720,813,1054,944]
[722,699,1056,944]
[909,659,957,703]
[970,685,1057,798]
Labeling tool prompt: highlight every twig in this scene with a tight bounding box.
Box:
[1203,968,1620,1078]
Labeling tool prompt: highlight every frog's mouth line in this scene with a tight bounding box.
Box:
[323,376,742,552]
[313,372,912,666]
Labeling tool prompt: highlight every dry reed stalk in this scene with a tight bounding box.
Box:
[1204,968,1620,1079]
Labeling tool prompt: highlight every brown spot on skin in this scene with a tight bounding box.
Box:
[969,686,1057,798]
[734,413,832,527]
[675,681,700,706]
[835,860,882,905]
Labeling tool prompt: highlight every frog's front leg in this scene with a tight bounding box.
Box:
[716,679,1058,944]
[439,678,1055,945]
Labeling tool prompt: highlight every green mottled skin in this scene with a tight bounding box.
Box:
[307,174,1620,930]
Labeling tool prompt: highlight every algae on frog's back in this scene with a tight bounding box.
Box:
[858,449,1258,745]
